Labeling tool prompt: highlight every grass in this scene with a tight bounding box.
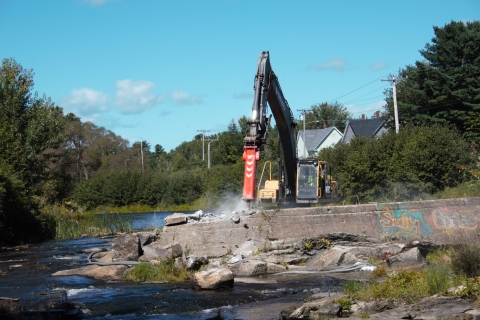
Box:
[124,259,190,283]
[41,204,133,239]
[344,232,480,304]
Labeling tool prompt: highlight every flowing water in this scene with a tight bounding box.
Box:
[0,212,342,319]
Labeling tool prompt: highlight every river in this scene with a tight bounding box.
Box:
[0,212,342,319]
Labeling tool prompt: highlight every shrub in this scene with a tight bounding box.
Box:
[319,125,475,203]
[451,244,480,278]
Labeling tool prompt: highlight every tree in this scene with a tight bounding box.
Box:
[383,21,480,143]
[0,58,64,243]
[0,58,65,195]
[303,102,351,132]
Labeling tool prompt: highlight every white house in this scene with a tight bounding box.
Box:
[297,127,343,158]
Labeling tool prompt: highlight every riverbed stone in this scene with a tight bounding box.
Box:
[389,247,424,267]
[229,260,267,276]
[164,213,187,226]
[266,263,287,274]
[112,233,140,262]
[139,242,183,262]
[138,232,157,246]
[186,255,209,271]
[190,267,234,290]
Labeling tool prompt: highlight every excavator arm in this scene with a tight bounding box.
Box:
[242,51,297,205]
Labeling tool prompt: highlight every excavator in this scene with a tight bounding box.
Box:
[242,51,338,208]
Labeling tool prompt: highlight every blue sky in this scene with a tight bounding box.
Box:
[1,0,479,152]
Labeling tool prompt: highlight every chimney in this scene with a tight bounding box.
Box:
[375,110,380,118]
[361,114,365,120]
[312,126,315,129]
[323,122,327,129]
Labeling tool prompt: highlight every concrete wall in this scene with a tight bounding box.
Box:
[156,197,480,257]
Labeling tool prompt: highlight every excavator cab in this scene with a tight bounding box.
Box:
[296,159,337,204]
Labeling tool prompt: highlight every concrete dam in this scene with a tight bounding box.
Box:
[156,197,480,257]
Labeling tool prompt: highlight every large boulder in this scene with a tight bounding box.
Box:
[229,260,267,276]
[139,242,183,262]
[53,252,127,281]
[164,213,187,226]
[112,233,140,262]
[190,267,234,290]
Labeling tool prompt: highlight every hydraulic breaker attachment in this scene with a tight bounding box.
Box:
[242,146,260,202]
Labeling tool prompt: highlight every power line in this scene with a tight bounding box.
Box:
[329,77,382,103]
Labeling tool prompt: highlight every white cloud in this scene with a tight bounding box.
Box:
[315,58,346,72]
[114,79,162,114]
[171,90,202,106]
[80,0,109,7]
[371,61,389,71]
[62,88,109,116]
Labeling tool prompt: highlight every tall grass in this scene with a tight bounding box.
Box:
[42,204,133,239]
[124,259,190,283]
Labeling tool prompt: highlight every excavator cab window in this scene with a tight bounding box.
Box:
[297,163,318,203]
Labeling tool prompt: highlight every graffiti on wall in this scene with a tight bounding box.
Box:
[376,204,432,238]
[432,207,480,231]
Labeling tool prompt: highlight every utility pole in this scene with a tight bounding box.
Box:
[382,75,407,134]
[197,129,210,161]
[206,138,218,169]
[140,141,144,173]
[297,109,308,158]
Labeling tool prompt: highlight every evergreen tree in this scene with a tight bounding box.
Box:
[383,21,480,143]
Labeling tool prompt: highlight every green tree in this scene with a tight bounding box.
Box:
[0,58,63,243]
[383,21,480,143]
[303,102,351,132]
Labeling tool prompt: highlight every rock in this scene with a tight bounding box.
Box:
[188,210,204,221]
[190,267,234,290]
[186,255,209,271]
[266,263,287,274]
[228,255,242,264]
[291,298,341,318]
[232,240,257,257]
[229,260,267,276]
[112,233,140,262]
[53,264,127,281]
[304,246,353,271]
[390,247,424,267]
[174,257,186,269]
[139,242,183,262]
[137,232,156,246]
[139,243,169,262]
[289,305,305,318]
[165,243,183,258]
[231,214,240,223]
[164,213,187,226]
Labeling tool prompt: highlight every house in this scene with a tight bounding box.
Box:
[297,126,343,158]
[341,112,387,143]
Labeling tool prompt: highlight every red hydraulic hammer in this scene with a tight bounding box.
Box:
[242,146,260,202]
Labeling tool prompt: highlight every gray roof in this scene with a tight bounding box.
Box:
[298,127,338,152]
[347,118,385,137]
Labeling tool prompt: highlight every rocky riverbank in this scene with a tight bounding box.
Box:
[4,206,480,319]
[50,208,480,319]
